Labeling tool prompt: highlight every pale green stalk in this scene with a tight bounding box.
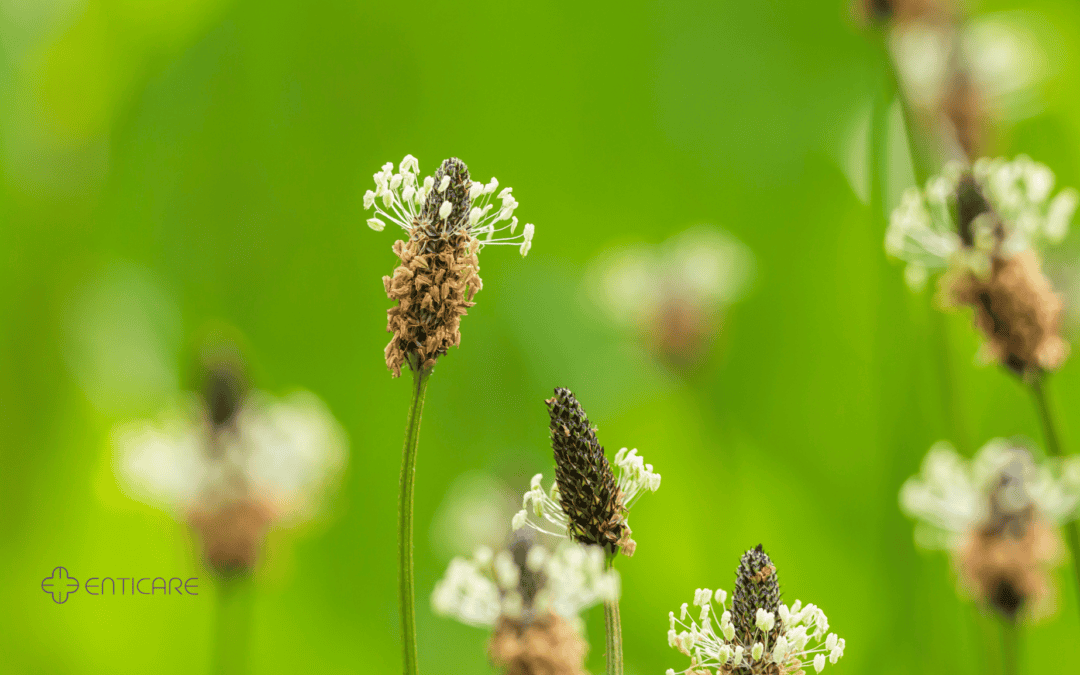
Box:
[1001,620,1019,675]
[211,573,254,675]
[1029,375,1080,612]
[603,556,623,675]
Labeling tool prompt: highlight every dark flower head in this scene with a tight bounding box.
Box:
[546,388,632,556]
[666,545,843,673]
[419,158,473,239]
[732,544,782,648]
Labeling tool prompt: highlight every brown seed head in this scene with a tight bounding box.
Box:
[188,498,274,577]
[954,447,1063,621]
[958,506,1060,620]
[488,612,588,675]
[945,249,1068,376]
[383,159,483,377]
[546,388,632,556]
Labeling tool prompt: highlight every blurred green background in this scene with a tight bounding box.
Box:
[6,0,1080,673]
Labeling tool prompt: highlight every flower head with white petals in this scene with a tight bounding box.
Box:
[366,156,536,377]
[666,545,844,675]
[901,438,1080,619]
[886,156,1076,375]
[512,388,661,558]
[432,538,619,634]
[513,447,662,558]
[113,347,347,575]
[364,154,535,256]
[886,156,1077,291]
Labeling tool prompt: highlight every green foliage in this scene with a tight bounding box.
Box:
[4,1,1080,674]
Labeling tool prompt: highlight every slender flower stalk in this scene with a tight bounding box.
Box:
[1029,376,1080,610]
[1002,621,1020,675]
[364,155,536,674]
[512,388,660,675]
[603,557,623,675]
[399,361,430,675]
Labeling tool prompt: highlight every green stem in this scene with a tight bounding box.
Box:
[1029,375,1080,612]
[603,557,623,675]
[930,309,967,451]
[872,28,967,451]
[1001,620,1019,675]
[973,608,1003,675]
[869,34,893,226]
[211,574,255,675]
[399,363,432,675]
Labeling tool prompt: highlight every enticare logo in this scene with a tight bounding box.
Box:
[41,566,199,604]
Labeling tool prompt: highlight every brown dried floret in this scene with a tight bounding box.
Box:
[958,509,1060,621]
[488,612,588,675]
[188,498,274,575]
[945,249,1068,377]
[383,158,483,377]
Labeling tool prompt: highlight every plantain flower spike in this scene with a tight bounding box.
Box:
[512,388,660,558]
[363,155,536,377]
[666,544,845,675]
[114,341,347,576]
[432,535,619,675]
[901,438,1080,620]
[886,156,1078,377]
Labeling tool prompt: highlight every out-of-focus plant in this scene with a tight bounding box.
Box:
[585,227,753,372]
[113,337,347,673]
[901,439,1080,623]
[432,536,619,675]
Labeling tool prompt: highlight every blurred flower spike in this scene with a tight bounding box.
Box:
[886,156,1078,375]
[901,439,1080,620]
[512,388,660,558]
[363,155,535,377]
[113,344,347,576]
[432,536,619,675]
[665,545,845,675]
[587,226,753,370]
